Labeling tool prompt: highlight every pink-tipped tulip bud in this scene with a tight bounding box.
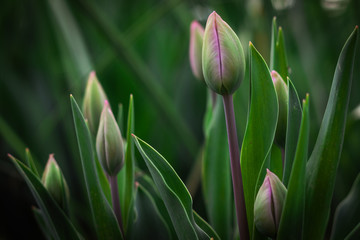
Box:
[202,11,245,95]
[96,100,124,176]
[42,154,70,209]
[271,71,289,147]
[254,169,287,238]
[82,71,108,134]
[189,20,205,81]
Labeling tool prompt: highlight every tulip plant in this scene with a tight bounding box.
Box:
[8,10,359,240]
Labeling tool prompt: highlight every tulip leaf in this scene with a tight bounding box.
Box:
[270,144,283,180]
[240,42,278,235]
[193,211,221,240]
[330,173,360,240]
[202,97,232,240]
[344,222,360,240]
[122,94,136,232]
[283,78,302,186]
[137,173,177,239]
[270,17,288,81]
[277,94,310,240]
[117,103,124,134]
[9,155,81,240]
[304,27,359,239]
[25,148,40,178]
[70,95,123,240]
[133,135,209,240]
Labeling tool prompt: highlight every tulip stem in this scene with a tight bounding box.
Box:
[222,94,249,240]
[109,175,125,239]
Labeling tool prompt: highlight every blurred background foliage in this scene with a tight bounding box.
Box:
[0,0,359,238]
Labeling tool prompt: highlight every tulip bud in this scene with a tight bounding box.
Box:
[189,20,205,81]
[254,169,287,238]
[202,11,245,95]
[82,71,108,134]
[271,71,288,147]
[42,154,70,209]
[96,100,124,176]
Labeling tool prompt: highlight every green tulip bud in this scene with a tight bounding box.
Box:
[189,20,205,81]
[42,154,70,209]
[82,71,108,134]
[202,11,245,95]
[254,169,287,238]
[271,70,288,147]
[96,100,124,176]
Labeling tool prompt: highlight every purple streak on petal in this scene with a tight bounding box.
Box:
[213,12,223,80]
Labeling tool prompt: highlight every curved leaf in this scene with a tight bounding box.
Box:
[133,135,208,240]
[70,95,123,240]
[304,26,358,239]
[283,78,302,186]
[25,148,40,178]
[330,173,360,240]
[240,42,278,235]
[202,98,232,240]
[278,94,310,240]
[9,156,81,240]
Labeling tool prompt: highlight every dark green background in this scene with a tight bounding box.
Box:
[1,0,359,238]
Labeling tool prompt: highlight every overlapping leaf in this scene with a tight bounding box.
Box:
[277,94,309,240]
[133,135,215,240]
[304,27,358,239]
[240,43,278,236]
[70,95,123,239]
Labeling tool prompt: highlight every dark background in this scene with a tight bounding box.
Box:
[1,0,360,238]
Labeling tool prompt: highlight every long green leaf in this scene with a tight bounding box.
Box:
[278,94,309,240]
[202,98,232,240]
[240,42,278,235]
[345,222,360,240]
[9,155,81,240]
[270,17,288,81]
[25,148,40,178]
[123,94,135,232]
[32,207,54,240]
[133,135,208,240]
[70,95,122,240]
[283,78,302,186]
[304,26,359,239]
[330,173,360,240]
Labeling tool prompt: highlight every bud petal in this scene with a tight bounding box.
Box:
[96,100,124,176]
[189,20,205,81]
[82,71,108,134]
[254,169,287,238]
[271,71,289,147]
[202,11,245,95]
[42,154,70,209]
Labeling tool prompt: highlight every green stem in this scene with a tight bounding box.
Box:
[109,175,125,239]
[222,94,249,240]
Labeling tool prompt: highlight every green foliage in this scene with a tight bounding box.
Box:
[304,26,359,239]
[71,95,123,239]
[240,42,278,236]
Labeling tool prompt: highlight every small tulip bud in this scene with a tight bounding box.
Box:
[96,100,124,176]
[189,20,205,81]
[271,71,288,147]
[82,71,108,134]
[42,154,70,209]
[254,169,287,238]
[202,11,246,95]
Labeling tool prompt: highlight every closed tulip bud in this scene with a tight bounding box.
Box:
[202,11,245,95]
[82,71,108,134]
[254,169,287,238]
[189,20,205,81]
[42,154,70,209]
[96,100,124,176]
[271,71,288,147]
